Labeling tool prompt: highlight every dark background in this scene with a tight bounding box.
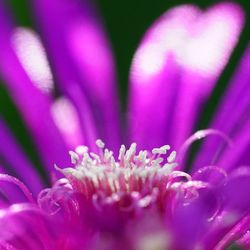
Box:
[1,0,250,186]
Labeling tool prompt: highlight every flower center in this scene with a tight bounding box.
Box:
[55,140,203,211]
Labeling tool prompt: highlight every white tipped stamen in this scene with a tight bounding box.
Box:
[151,157,164,166]
[167,151,177,163]
[96,139,105,149]
[125,143,137,162]
[135,150,148,164]
[59,140,179,201]
[104,149,113,163]
[161,145,171,151]
[152,145,170,155]
[110,156,116,168]
[118,145,126,159]
[75,145,88,155]
[69,151,79,164]
[90,152,101,163]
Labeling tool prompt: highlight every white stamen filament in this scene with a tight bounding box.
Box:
[167,151,177,163]
[96,139,105,149]
[57,140,179,206]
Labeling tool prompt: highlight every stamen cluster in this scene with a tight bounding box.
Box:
[55,140,206,212]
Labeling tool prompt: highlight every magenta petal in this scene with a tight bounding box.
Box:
[0,204,57,249]
[215,213,250,249]
[0,4,70,175]
[193,48,250,172]
[216,119,250,171]
[0,173,35,206]
[202,174,250,249]
[129,5,199,150]
[31,0,121,151]
[128,3,244,151]
[0,119,43,195]
[50,97,85,149]
[169,187,217,249]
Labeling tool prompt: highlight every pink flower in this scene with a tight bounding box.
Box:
[0,1,249,249]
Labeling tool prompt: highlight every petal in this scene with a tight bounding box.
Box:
[0,204,56,249]
[0,119,44,195]
[193,48,250,172]
[215,213,250,249]
[0,173,35,206]
[169,186,218,249]
[217,119,250,171]
[129,5,199,150]
[128,3,244,151]
[31,0,121,151]
[0,4,70,175]
[202,174,250,249]
[50,97,85,149]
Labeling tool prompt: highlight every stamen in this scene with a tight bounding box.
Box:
[75,145,88,155]
[69,151,79,164]
[96,139,105,149]
[0,174,35,203]
[118,145,126,161]
[125,143,137,163]
[56,140,194,209]
[167,151,177,163]
[90,152,101,163]
[152,145,170,155]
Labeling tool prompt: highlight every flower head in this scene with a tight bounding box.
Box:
[0,0,250,249]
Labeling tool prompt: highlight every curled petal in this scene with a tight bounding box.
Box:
[192,166,228,187]
[0,174,34,204]
[178,129,233,171]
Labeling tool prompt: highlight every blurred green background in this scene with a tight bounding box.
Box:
[1,0,250,180]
